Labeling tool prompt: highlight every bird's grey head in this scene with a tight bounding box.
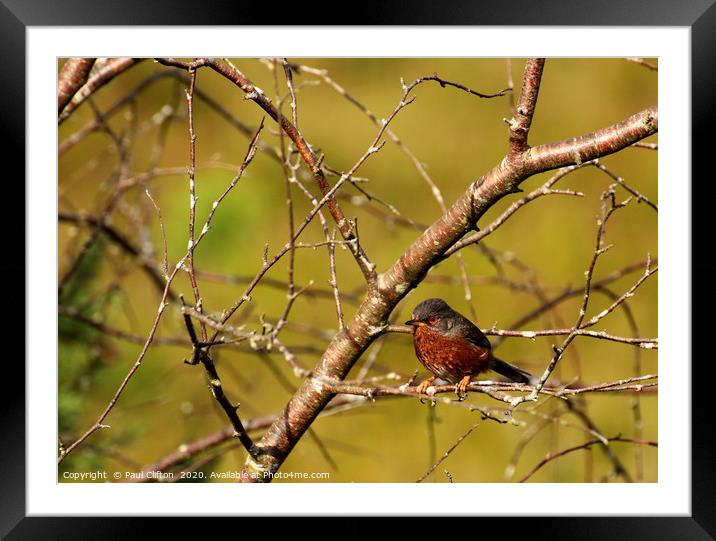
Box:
[407,298,457,332]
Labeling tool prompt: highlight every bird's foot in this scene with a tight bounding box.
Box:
[455,376,471,401]
[416,377,436,403]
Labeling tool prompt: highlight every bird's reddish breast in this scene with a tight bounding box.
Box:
[412,325,490,383]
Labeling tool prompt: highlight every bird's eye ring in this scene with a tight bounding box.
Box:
[428,316,439,325]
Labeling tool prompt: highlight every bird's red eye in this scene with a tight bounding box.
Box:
[428,316,439,325]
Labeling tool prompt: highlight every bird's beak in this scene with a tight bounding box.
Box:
[405,319,426,327]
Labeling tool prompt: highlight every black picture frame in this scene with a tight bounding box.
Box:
[4,1,711,538]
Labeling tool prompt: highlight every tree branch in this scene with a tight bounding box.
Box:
[518,436,657,483]
[58,58,96,114]
[58,58,144,124]
[508,58,545,153]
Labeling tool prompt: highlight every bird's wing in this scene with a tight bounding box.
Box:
[460,318,492,350]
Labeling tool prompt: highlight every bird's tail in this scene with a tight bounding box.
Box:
[490,357,537,385]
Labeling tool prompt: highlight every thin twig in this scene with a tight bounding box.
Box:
[179,296,260,461]
[518,436,656,483]
[416,422,480,483]
[184,69,207,341]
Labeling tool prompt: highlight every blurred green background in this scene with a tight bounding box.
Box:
[58,58,657,483]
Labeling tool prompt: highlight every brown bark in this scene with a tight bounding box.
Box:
[58,58,95,114]
[58,58,144,124]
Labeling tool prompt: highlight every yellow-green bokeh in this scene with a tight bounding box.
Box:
[58,58,657,483]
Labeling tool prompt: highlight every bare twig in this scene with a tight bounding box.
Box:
[416,422,480,483]
[184,69,207,341]
[509,186,646,410]
[58,256,184,463]
[445,164,586,257]
[518,436,657,483]
[319,374,658,402]
[180,297,259,461]
[592,160,658,211]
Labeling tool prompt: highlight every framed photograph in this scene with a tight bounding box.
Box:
[6,0,711,537]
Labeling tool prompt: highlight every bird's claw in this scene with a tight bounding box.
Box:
[415,377,436,403]
[455,376,471,401]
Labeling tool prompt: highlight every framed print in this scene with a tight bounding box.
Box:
[4,0,712,538]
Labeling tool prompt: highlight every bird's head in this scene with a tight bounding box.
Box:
[405,298,456,332]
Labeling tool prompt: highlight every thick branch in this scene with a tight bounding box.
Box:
[58,58,96,114]
[527,107,657,169]
[508,59,545,153]
[58,58,144,124]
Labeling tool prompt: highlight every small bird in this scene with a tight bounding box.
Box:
[405,298,535,399]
